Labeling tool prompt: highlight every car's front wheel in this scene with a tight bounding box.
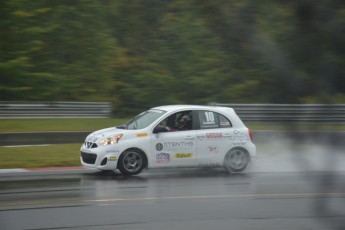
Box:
[224,148,249,173]
[118,149,145,176]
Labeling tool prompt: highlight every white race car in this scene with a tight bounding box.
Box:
[80,105,256,175]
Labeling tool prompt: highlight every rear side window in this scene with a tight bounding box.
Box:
[198,111,232,129]
[219,114,232,128]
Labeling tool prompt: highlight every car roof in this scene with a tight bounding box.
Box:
[152,104,234,113]
[152,105,245,127]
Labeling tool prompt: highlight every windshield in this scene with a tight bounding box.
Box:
[117,109,166,130]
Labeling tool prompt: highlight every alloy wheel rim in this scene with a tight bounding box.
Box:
[123,152,143,172]
[228,150,247,170]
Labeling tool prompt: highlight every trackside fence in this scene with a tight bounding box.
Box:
[211,103,345,124]
[0,101,111,118]
[1,102,345,123]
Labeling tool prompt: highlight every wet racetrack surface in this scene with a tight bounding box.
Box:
[1,142,345,230]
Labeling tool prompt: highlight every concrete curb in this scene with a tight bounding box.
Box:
[0,166,86,174]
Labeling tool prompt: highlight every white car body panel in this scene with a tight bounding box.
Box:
[80,105,256,173]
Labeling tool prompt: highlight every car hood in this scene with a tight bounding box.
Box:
[85,127,139,142]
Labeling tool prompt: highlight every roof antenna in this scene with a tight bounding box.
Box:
[212,96,216,106]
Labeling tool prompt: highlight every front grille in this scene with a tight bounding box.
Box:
[81,152,97,164]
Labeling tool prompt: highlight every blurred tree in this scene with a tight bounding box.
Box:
[155,0,226,104]
[0,0,118,101]
[1,0,344,115]
[41,0,117,101]
[0,0,56,100]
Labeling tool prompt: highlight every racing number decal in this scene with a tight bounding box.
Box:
[202,111,217,127]
[204,112,215,123]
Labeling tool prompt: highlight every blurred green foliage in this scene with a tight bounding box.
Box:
[1,0,345,115]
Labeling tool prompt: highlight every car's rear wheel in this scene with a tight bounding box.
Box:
[118,149,145,176]
[224,148,249,173]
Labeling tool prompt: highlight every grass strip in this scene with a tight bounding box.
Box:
[0,144,81,169]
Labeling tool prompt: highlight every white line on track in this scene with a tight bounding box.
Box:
[0,168,29,173]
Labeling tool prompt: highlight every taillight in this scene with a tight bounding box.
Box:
[248,129,253,141]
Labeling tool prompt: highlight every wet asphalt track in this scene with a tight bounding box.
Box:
[1,142,345,230]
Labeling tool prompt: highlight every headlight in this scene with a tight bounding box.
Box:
[99,134,123,145]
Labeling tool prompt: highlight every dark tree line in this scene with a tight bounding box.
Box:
[1,0,344,115]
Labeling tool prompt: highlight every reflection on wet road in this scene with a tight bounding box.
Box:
[1,167,345,230]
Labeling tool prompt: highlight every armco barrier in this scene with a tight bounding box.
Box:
[0,131,90,146]
[211,103,345,123]
[0,101,111,118]
[1,102,344,122]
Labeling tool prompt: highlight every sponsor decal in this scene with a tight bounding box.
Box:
[220,121,230,126]
[203,121,216,125]
[232,130,248,145]
[156,142,194,151]
[156,143,163,151]
[136,132,148,138]
[174,153,193,159]
[106,150,120,154]
[164,141,194,150]
[197,134,205,141]
[108,155,117,161]
[206,133,223,139]
[156,153,170,163]
[208,145,219,154]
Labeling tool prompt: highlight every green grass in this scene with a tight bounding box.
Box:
[0,144,81,169]
[0,118,129,132]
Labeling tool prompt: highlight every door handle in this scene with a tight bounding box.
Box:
[185,136,195,140]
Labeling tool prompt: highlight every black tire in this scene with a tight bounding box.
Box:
[224,148,249,173]
[118,149,146,176]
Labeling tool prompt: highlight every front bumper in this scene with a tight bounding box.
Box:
[80,145,120,170]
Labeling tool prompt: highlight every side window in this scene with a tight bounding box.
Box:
[173,111,193,131]
[198,111,232,129]
[155,110,193,132]
[219,114,232,128]
[198,111,219,129]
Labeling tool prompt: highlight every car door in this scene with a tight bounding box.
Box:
[151,110,197,167]
[196,110,233,167]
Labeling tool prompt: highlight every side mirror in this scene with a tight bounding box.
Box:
[153,125,170,133]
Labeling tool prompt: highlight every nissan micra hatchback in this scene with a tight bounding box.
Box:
[80,105,256,175]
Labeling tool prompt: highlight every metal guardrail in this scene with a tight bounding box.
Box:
[1,102,345,123]
[0,101,111,118]
[212,103,345,123]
